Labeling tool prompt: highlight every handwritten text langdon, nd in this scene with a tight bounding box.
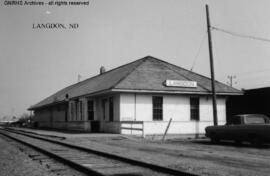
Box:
[4,1,90,6]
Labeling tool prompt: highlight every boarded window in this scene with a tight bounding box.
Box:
[87,100,94,121]
[153,96,163,121]
[190,97,200,121]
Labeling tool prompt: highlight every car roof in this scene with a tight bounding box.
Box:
[233,114,269,118]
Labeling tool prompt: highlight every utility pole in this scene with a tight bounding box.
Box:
[206,4,218,126]
[227,75,237,87]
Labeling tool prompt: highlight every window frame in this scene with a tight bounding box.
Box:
[87,99,94,121]
[152,96,163,121]
[109,97,114,122]
[79,101,83,120]
[70,102,74,121]
[190,97,200,121]
[102,99,107,120]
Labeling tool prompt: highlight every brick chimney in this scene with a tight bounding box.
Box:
[100,66,106,74]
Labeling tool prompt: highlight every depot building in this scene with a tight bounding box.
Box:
[29,56,242,136]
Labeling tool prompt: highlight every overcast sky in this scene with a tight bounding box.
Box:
[1,0,270,118]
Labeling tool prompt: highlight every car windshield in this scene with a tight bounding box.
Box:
[245,115,266,124]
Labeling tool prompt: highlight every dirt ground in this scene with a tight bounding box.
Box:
[7,128,270,176]
[65,136,270,176]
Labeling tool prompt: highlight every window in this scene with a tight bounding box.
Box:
[57,105,61,111]
[70,102,75,121]
[245,114,267,124]
[79,101,83,120]
[102,99,106,120]
[190,97,200,121]
[75,100,79,120]
[74,99,80,121]
[109,97,114,122]
[64,103,68,122]
[87,100,94,121]
[153,96,163,121]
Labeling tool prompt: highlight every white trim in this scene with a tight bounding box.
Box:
[111,88,243,95]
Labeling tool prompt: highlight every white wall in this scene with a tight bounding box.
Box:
[163,95,190,121]
[143,121,213,135]
[200,97,226,125]
[136,94,152,121]
[120,93,152,121]
[119,93,135,120]
[119,93,227,135]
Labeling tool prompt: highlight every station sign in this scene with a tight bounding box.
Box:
[164,80,197,88]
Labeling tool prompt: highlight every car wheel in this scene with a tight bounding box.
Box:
[250,137,262,147]
[210,135,219,144]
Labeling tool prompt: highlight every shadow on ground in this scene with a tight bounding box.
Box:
[112,174,143,176]
[191,139,270,149]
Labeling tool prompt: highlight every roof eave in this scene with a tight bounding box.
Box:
[28,100,67,111]
[29,87,243,110]
[111,88,243,96]
[29,89,114,110]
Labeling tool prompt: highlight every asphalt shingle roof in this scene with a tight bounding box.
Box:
[29,56,242,110]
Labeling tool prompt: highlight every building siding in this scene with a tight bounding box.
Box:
[119,93,226,135]
[33,93,226,135]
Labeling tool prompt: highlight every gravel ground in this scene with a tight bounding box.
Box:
[65,136,270,176]
[0,134,86,176]
[9,128,270,176]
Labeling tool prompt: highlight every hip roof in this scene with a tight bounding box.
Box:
[29,56,242,110]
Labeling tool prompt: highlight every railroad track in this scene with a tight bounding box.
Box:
[0,128,197,176]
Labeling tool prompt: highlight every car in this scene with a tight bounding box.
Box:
[205,114,270,145]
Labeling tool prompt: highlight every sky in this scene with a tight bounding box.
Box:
[0,0,270,118]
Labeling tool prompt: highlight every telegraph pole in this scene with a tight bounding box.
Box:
[206,4,218,126]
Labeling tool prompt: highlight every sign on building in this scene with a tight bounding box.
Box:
[164,80,197,88]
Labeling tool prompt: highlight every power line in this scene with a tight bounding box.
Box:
[211,28,227,79]
[211,26,270,43]
[234,68,270,76]
[190,32,207,71]
[237,74,270,82]
[240,81,270,87]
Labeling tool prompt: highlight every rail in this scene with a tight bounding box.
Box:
[0,127,197,176]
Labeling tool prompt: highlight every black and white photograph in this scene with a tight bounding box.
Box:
[1,0,270,175]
